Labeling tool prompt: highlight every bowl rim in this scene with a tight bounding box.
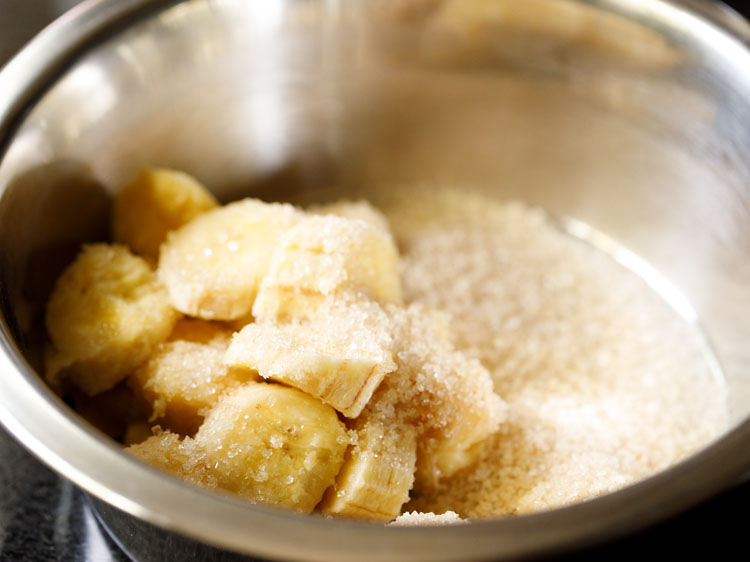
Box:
[1,1,749,560]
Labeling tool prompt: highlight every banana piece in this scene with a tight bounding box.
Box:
[414,351,505,488]
[166,317,229,344]
[318,418,417,521]
[70,381,150,441]
[369,304,507,489]
[112,168,218,260]
[432,0,586,45]
[126,429,218,489]
[430,0,679,70]
[158,198,300,320]
[252,214,402,321]
[308,200,392,235]
[129,319,256,435]
[123,421,154,446]
[194,383,350,513]
[45,244,178,396]
[224,300,395,418]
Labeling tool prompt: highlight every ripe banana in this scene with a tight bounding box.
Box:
[112,168,218,260]
[415,356,505,488]
[318,417,417,520]
[158,198,300,320]
[252,214,402,321]
[129,319,255,435]
[370,304,507,489]
[224,300,396,418]
[194,383,350,513]
[126,429,218,489]
[45,244,178,396]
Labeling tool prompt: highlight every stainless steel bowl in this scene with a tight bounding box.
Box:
[1,1,749,560]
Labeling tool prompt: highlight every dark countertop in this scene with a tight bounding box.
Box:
[1,2,749,561]
[0,430,128,562]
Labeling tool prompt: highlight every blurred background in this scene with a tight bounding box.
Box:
[0,1,748,562]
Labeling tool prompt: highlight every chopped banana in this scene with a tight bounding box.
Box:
[309,200,392,235]
[367,304,507,489]
[123,421,154,446]
[129,319,255,435]
[71,381,150,441]
[126,430,218,489]
[158,198,300,320]
[414,352,505,488]
[167,317,229,344]
[224,300,395,418]
[45,244,178,396]
[194,383,349,513]
[319,418,417,520]
[112,168,218,260]
[428,0,680,70]
[252,215,402,321]
[46,185,513,522]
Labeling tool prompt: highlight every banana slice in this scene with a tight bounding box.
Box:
[126,429,217,489]
[112,168,218,260]
[68,380,150,441]
[129,319,256,435]
[368,304,507,489]
[194,383,350,513]
[429,0,679,70]
[166,317,229,344]
[45,244,178,396]
[318,418,417,520]
[158,198,300,320]
[308,200,392,235]
[252,214,402,321]
[414,351,505,488]
[224,300,395,418]
[123,421,154,446]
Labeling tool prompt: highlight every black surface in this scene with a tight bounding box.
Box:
[1,1,749,561]
[0,431,129,562]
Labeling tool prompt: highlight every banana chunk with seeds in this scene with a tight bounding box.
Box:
[195,384,349,513]
[225,300,395,418]
[112,168,218,260]
[129,319,256,435]
[319,418,417,521]
[252,214,402,321]
[45,244,178,396]
[158,199,300,320]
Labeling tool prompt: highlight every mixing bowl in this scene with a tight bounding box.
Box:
[0,0,749,560]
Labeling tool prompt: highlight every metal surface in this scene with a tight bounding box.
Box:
[0,1,749,561]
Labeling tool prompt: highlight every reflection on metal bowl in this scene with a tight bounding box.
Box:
[0,1,749,561]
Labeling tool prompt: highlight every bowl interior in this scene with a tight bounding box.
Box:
[1,0,749,560]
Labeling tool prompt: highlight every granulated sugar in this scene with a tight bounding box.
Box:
[391,511,465,526]
[375,188,728,517]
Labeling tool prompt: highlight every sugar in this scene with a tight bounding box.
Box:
[373,187,728,517]
[390,511,465,526]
